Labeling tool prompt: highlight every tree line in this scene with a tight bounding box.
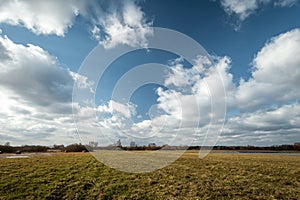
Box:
[0,143,299,153]
[188,144,300,151]
[0,143,89,154]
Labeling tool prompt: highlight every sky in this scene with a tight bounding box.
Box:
[0,0,299,147]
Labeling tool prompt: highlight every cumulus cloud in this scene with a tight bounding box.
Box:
[0,0,87,36]
[70,71,94,93]
[0,34,94,145]
[236,28,300,111]
[219,0,299,29]
[0,35,74,108]
[163,56,232,124]
[92,0,153,48]
[1,16,299,146]
[74,25,300,146]
[89,28,300,146]
[0,0,152,48]
[221,0,270,21]
[97,100,136,119]
[220,102,300,145]
[217,28,300,145]
[79,56,230,146]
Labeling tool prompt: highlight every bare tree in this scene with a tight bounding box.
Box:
[116,139,122,147]
[89,141,98,149]
[130,141,137,147]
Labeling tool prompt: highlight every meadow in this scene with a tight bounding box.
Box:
[0,151,299,199]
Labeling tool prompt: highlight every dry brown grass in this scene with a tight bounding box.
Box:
[0,151,299,199]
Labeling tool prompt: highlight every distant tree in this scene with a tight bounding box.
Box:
[4,142,10,146]
[15,145,49,152]
[53,144,65,150]
[130,141,136,147]
[116,139,122,147]
[64,143,88,152]
[89,141,98,150]
[146,143,160,150]
[0,145,13,153]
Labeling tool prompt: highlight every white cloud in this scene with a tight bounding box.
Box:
[221,102,300,146]
[237,28,300,111]
[113,29,300,146]
[219,0,299,30]
[1,22,300,146]
[0,0,153,48]
[70,71,94,92]
[91,25,101,41]
[220,0,270,21]
[93,56,230,146]
[216,28,300,145]
[72,56,229,146]
[156,88,182,119]
[0,0,87,36]
[0,35,74,107]
[93,0,153,48]
[253,29,300,85]
[97,100,136,119]
[274,0,298,7]
[0,34,83,145]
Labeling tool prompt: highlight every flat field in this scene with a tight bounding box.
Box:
[0,151,299,199]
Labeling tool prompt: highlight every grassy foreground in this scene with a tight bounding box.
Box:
[0,151,299,199]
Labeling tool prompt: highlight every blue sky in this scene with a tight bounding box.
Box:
[0,0,299,146]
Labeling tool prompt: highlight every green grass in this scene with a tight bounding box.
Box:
[0,152,299,199]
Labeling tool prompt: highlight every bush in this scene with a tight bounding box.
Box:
[64,144,88,152]
[0,145,14,153]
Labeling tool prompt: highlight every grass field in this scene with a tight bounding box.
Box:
[0,151,299,199]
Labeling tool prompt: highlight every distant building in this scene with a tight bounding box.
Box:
[294,142,300,146]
